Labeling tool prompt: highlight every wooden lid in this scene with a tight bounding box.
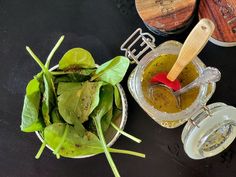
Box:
[135,0,197,32]
[199,0,236,47]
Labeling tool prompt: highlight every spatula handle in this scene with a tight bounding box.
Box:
[167,19,215,81]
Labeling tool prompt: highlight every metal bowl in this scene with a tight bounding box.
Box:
[35,64,128,158]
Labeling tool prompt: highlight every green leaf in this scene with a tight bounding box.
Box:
[91,56,130,85]
[101,108,113,132]
[57,82,84,124]
[78,81,104,123]
[25,46,57,127]
[90,85,114,133]
[51,107,64,123]
[42,75,55,126]
[88,107,113,134]
[90,85,120,177]
[21,78,44,132]
[113,85,122,109]
[91,85,114,121]
[73,119,86,137]
[44,123,104,157]
[53,123,69,157]
[52,68,95,76]
[53,69,95,83]
[57,82,84,94]
[59,48,96,70]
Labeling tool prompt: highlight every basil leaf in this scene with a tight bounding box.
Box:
[92,56,130,85]
[21,78,44,132]
[59,48,96,70]
[44,123,103,157]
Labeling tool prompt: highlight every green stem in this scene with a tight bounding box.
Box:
[90,75,98,81]
[49,76,57,98]
[56,154,60,159]
[90,62,112,81]
[26,46,48,73]
[108,148,145,158]
[51,71,75,75]
[94,120,120,177]
[111,122,141,143]
[45,35,64,69]
[85,145,145,158]
[35,141,47,159]
[53,124,69,156]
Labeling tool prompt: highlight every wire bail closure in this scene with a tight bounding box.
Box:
[120,28,156,64]
[188,105,213,128]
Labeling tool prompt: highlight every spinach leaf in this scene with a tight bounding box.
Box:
[78,81,104,123]
[113,85,122,110]
[42,75,55,126]
[91,85,114,129]
[53,69,96,83]
[91,56,130,85]
[90,85,120,177]
[52,68,96,76]
[57,82,84,94]
[73,119,86,137]
[44,123,104,157]
[51,107,64,123]
[59,48,96,70]
[25,47,57,127]
[21,78,44,132]
[88,106,113,134]
[101,108,113,132]
[57,82,84,124]
[22,38,63,132]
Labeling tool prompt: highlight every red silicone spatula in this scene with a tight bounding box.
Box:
[151,19,215,91]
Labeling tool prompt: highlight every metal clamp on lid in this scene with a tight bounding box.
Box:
[120,28,156,63]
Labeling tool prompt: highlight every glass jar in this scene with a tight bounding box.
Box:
[122,28,215,128]
[121,28,236,159]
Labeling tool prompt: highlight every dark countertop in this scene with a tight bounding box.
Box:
[1,0,236,177]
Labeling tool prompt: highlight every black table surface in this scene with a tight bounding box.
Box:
[1,0,236,177]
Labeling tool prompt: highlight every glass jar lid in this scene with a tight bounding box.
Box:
[182,102,236,159]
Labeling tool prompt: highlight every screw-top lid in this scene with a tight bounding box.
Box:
[198,0,236,47]
[182,103,236,159]
[135,0,197,35]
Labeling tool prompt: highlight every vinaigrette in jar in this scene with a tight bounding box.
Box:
[141,54,200,127]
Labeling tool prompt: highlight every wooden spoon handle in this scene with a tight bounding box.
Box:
[167,19,215,81]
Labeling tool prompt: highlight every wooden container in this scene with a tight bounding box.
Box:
[199,0,236,47]
[135,0,197,36]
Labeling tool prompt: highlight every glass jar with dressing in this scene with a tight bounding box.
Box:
[121,28,236,159]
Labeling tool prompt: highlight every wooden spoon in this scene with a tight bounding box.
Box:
[151,19,215,90]
[167,18,215,81]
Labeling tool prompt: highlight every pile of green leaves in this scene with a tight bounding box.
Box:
[21,36,144,177]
